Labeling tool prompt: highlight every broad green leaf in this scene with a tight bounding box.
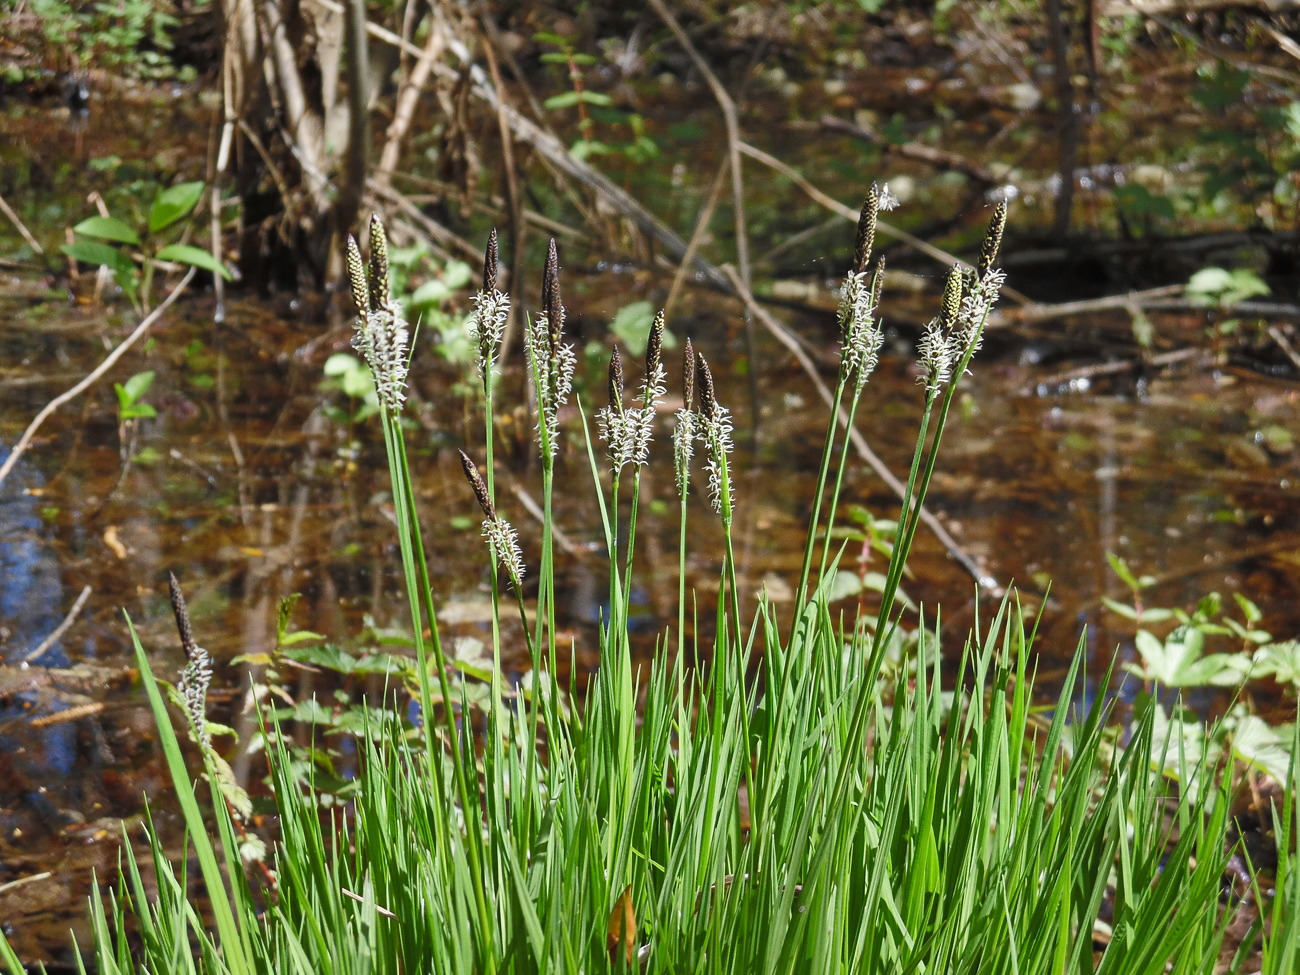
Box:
[155,243,232,280]
[411,278,455,307]
[62,239,137,275]
[609,300,656,355]
[148,180,205,233]
[1230,715,1294,780]
[544,91,582,110]
[121,370,156,403]
[119,401,157,420]
[74,215,140,245]
[826,570,863,602]
[1254,641,1300,688]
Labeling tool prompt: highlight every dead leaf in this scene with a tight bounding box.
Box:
[607,884,637,968]
[103,525,127,559]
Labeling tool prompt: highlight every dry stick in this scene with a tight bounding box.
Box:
[338,0,371,244]
[736,140,1035,307]
[1268,324,1300,372]
[22,585,93,664]
[479,26,526,366]
[647,0,759,414]
[375,6,446,183]
[0,268,196,488]
[0,191,44,256]
[819,114,1001,186]
[720,264,995,592]
[665,157,730,321]
[211,32,242,323]
[372,181,485,264]
[988,285,1182,326]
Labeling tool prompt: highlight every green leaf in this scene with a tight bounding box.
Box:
[1101,596,1138,620]
[119,401,157,420]
[148,181,205,233]
[73,215,141,245]
[62,240,138,276]
[609,300,656,355]
[1253,641,1300,689]
[544,91,582,110]
[826,570,863,602]
[1233,592,1263,625]
[121,370,156,403]
[155,243,232,280]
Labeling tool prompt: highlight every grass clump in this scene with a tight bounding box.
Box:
[3,197,1296,974]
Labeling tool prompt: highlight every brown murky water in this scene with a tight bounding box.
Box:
[4,39,1300,965]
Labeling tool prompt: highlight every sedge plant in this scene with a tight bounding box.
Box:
[7,199,1298,974]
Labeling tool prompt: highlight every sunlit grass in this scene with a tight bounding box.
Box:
[2,200,1295,974]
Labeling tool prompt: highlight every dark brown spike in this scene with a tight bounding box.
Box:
[608,344,624,413]
[458,449,495,520]
[645,310,666,381]
[696,354,717,422]
[852,185,881,275]
[940,264,963,332]
[345,235,369,317]
[978,201,1008,278]
[168,572,197,660]
[542,238,562,352]
[483,228,499,294]
[367,215,390,312]
[682,338,696,411]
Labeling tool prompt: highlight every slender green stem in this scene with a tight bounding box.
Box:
[795,375,848,611]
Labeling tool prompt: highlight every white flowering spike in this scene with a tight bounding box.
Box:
[527,240,576,459]
[696,355,734,518]
[917,317,955,395]
[459,449,526,589]
[838,261,885,393]
[348,216,410,412]
[482,518,526,589]
[673,339,697,498]
[467,229,510,379]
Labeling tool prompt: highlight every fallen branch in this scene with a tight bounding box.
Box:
[22,585,94,664]
[0,268,196,488]
[819,114,1001,185]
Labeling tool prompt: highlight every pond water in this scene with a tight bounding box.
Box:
[3,28,1300,965]
[3,259,1298,961]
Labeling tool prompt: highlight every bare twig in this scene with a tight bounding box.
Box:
[819,115,1000,185]
[0,268,196,487]
[647,0,756,379]
[0,190,44,256]
[376,5,445,183]
[988,285,1184,327]
[21,585,94,664]
[479,21,526,365]
[1267,324,1300,372]
[665,158,729,321]
[736,141,1033,306]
